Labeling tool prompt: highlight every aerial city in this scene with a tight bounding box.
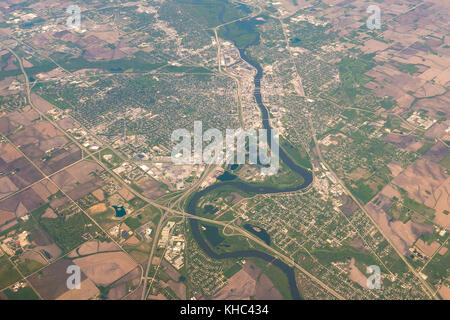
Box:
[0,0,448,304]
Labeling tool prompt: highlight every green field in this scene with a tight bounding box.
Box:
[124,216,143,230]
[2,286,39,300]
[394,62,420,75]
[100,148,123,169]
[250,258,293,300]
[349,180,377,204]
[312,244,381,271]
[403,196,435,217]
[0,256,22,290]
[439,153,450,171]
[280,137,312,169]
[17,258,45,276]
[223,262,243,278]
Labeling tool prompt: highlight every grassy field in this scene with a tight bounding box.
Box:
[2,286,39,300]
[223,262,243,278]
[349,180,377,204]
[388,191,436,223]
[251,258,292,300]
[403,196,435,218]
[439,153,450,171]
[0,256,22,290]
[280,136,312,169]
[17,258,46,276]
[394,62,419,75]
[124,216,143,230]
[99,148,123,169]
[313,244,381,271]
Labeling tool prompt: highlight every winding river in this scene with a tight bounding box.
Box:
[186,12,313,300]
